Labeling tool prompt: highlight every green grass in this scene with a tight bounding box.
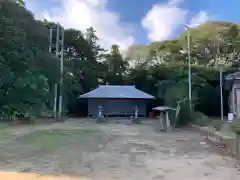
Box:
[19,129,107,153]
[0,124,11,141]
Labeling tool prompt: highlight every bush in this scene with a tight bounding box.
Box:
[191,111,206,121]
[191,111,223,130]
[211,120,224,131]
[0,105,21,121]
[195,115,211,126]
[164,83,196,126]
[177,100,193,125]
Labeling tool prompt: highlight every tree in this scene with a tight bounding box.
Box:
[125,21,240,68]
[179,21,240,66]
[0,0,60,119]
[3,0,25,6]
[10,0,25,6]
[62,28,91,110]
[104,45,127,84]
[125,45,149,69]
[39,22,108,115]
[148,40,186,64]
[125,41,186,69]
[85,27,105,61]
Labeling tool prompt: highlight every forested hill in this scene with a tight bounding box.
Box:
[126,21,240,68]
[0,0,240,122]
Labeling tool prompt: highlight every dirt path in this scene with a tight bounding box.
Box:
[86,124,240,180]
[0,121,240,180]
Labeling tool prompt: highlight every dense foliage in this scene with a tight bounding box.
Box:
[0,1,60,120]
[1,1,240,123]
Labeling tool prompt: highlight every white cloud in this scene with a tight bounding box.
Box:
[142,0,212,41]
[168,0,184,6]
[189,11,210,28]
[25,0,134,50]
[142,0,188,41]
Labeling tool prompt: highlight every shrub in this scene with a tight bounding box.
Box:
[191,111,205,121]
[0,105,21,121]
[211,120,224,131]
[191,111,212,127]
[177,100,193,125]
[195,115,211,126]
[164,83,197,126]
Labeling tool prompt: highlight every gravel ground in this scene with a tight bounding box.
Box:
[0,119,240,180]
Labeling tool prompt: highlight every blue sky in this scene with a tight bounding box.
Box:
[25,0,240,49]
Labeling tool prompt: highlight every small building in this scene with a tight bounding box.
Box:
[78,85,155,117]
[225,71,240,116]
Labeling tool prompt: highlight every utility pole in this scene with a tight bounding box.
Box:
[218,44,224,121]
[48,23,64,119]
[49,28,52,53]
[58,29,64,120]
[185,25,192,110]
[220,66,224,121]
[54,23,60,119]
[49,27,57,118]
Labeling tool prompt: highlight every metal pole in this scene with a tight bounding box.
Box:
[49,28,52,53]
[54,23,60,119]
[49,28,55,118]
[187,27,192,110]
[217,44,224,122]
[220,67,224,121]
[53,84,58,118]
[58,29,64,120]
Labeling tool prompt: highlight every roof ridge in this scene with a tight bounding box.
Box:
[79,85,155,99]
[99,85,135,87]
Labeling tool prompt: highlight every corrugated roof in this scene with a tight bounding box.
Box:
[152,106,176,111]
[78,85,155,99]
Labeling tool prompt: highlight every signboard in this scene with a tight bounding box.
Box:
[228,113,234,122]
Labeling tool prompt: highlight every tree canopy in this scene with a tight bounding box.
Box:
[0,0,60,119]
[126,21,240,68]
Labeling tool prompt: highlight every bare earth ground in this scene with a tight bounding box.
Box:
[0,119,240,180]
